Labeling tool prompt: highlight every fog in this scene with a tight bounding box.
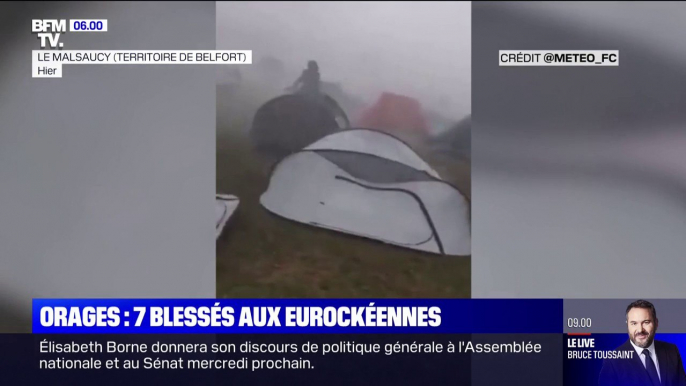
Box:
[216,1,471,122]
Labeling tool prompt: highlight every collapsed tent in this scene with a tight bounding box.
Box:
[216,194,239,239]
[260,129,471,256]
[320,81,365,125]
[320,94,350,128]
[356,92,430,142]
[250,93,349,160]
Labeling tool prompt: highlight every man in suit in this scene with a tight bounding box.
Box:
[599,300,686,386]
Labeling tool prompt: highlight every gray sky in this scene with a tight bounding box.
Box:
[216,1,471,120]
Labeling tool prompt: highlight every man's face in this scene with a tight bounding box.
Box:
[627,307,657,348]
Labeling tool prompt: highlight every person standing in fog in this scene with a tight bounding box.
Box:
[290,60,321,97]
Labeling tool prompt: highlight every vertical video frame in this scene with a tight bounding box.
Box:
[215,1,472,298]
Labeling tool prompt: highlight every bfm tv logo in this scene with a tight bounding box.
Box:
[32,19,66,48]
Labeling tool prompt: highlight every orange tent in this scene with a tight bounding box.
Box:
[356,92,430,137]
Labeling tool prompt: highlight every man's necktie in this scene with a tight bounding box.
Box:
[643,348,661,386]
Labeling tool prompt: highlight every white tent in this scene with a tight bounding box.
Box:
[216,194,239,239]
[260,129,471,256]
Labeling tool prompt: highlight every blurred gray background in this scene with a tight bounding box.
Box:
[0,2,216,331]
[472,2,686,298]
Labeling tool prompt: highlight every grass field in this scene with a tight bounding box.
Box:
[216,84,471,298]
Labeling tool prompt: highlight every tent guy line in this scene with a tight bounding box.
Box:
[334,175,445,254]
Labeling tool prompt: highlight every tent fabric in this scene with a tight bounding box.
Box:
[304,129,440,178]
[356,92,430,136]
[321,94,350,129]
[250,94,349,160]
[216,194,239,239]
[260,129,471,256]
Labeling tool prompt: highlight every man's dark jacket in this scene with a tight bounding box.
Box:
[599,339,686,386]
